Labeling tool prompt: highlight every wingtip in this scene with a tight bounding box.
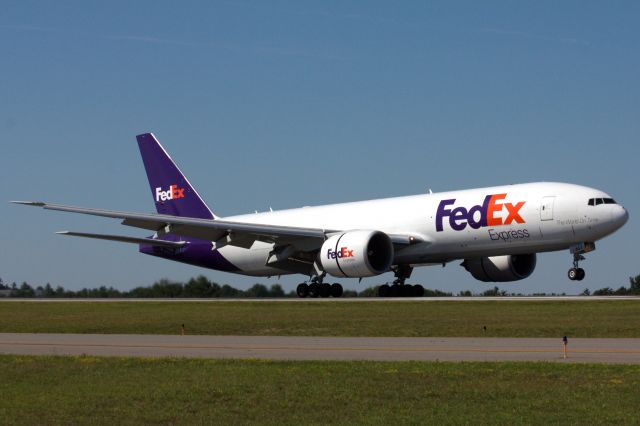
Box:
[55,231,70,235]
[10,201,46,207]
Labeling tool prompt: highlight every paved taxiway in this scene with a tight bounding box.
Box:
[1,334,638,363]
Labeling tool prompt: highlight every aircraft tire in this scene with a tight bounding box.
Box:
[400,285,413,297]
[388,285,399,298]
[413,284,425,297]
[296,283,309,298]
[320,283,331,298]
[309,283,321,298]
[378,284,390,297]
[568,268,578,281]
[576,268,586,281]
[330,283,343,298]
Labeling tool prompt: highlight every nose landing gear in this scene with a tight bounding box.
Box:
[568,253,586,281]
[567,243,595,282]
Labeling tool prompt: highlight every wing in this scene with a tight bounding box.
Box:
[12,201,332,247]
[12,200,425,274]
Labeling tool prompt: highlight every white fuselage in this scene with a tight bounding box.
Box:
[214,182,628,276]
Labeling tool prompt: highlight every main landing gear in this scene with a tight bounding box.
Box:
[378,265,425,298]
[568,253,586,281]
[296,274,343,298]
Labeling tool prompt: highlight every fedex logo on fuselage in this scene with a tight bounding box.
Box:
[327,247,354,259]
[435,193,525,232]
[155,184,185,202]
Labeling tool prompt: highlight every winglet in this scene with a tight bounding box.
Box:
[10,201,46,207]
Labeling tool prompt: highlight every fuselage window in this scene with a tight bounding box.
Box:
[603,198,617,204]
[595,198,604,205]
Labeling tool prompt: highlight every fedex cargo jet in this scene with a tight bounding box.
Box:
[13,133,629,298]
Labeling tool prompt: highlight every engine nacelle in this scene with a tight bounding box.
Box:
[320,230,393,278]
[462,254,536,282]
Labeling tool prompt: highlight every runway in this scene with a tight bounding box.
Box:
[1,334,639,363]
[1,296,638,302]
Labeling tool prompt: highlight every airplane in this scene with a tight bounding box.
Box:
[13,133,629,298]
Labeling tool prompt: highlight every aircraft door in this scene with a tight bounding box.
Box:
[540,196,555,221]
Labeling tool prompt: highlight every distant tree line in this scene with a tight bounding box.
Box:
[0,275,638,298]
[580,274,640,296]
[0,276,290,298]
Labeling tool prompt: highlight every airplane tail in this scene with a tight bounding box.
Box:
[136,133,217,219]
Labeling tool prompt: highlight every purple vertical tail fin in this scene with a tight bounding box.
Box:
[136,133,216,219]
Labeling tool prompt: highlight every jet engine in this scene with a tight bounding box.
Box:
[462,254,536,282]
[320,230,393,278]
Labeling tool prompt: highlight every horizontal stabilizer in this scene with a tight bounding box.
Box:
[56,231,187,248]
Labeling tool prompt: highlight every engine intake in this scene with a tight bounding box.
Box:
[320,230,393,278]
[462,254,536,282]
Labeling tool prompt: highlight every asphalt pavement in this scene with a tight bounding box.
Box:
[1,334,638,363]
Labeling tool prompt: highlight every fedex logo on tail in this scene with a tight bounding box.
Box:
[327,247,354,259]
[436,193,525,232]
[155,184,185,202]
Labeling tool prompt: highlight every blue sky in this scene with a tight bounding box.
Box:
[1,1,638,294]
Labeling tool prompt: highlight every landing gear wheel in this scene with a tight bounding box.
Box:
[330,283,343,298]
[385,264,415,297]
[309,283,321,298]
[378,284,390,297]
[320,283,331,298]
[568,268,579,281]
[296,283,309,298]
[400,285,414,297]
[388,285,400,298]
[568,252,587,282]
[413,284,425,297]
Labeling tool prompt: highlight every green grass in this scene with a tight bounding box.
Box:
[0,300,639,337]
[0,355,638,425]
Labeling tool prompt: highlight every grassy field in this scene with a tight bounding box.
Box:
[0,300,639,337]
[0,355,638,425]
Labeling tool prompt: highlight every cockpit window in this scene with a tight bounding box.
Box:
[588,197,617,206]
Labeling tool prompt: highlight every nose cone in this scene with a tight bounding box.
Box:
[612,205,629,229]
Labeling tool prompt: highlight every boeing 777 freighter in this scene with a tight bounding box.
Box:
[13,133,629,297]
